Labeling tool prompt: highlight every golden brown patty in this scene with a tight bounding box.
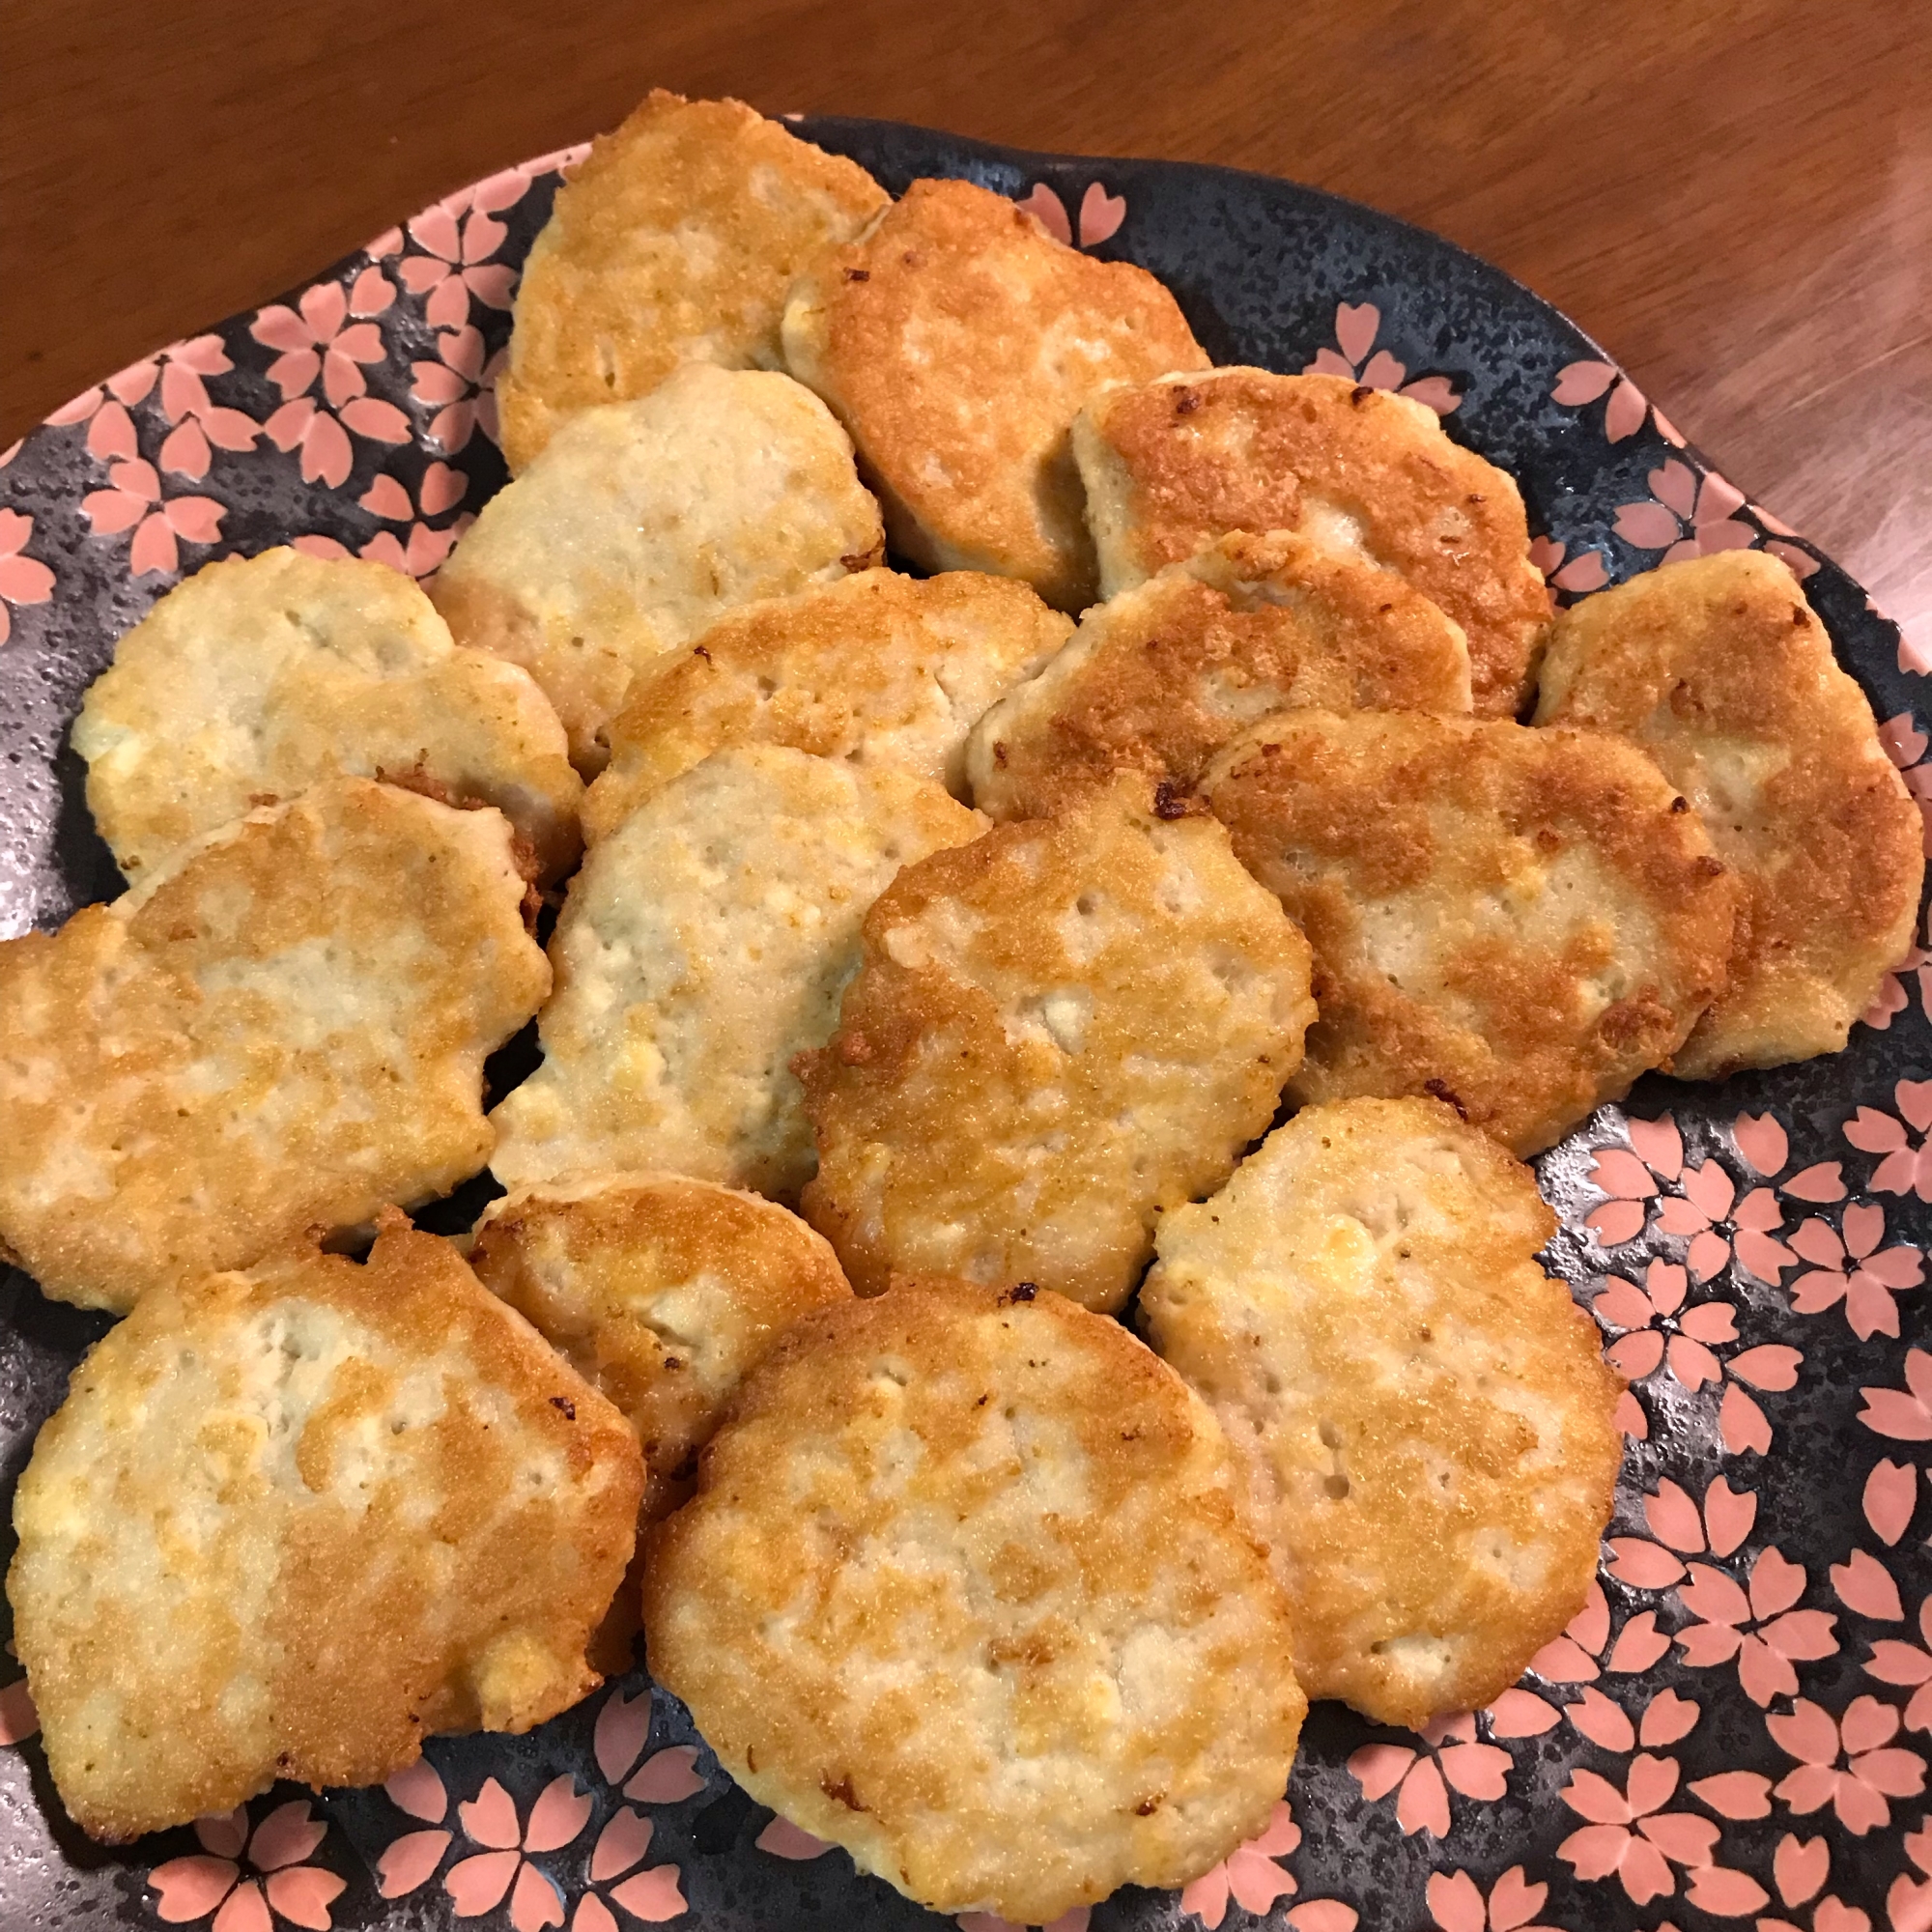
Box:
[0,780,549,1314]
[642,1275,1304,1923]
[71,546,583,883]
[9,1216,641,1841]
[797,774,1315,1310]
[966,528,1472,821]
[470,1172,852,1522]
[583,569,1069,842]
[1072,369,1549,716]
[495,91,887,471]
[1535,549,1924,1077]
[781,177,1208,612]
[1141,1097,1624,1728]
[432,365,884,773]
[1201,709,1736,1155]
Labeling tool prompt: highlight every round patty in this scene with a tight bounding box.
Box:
[642,1274,1304,1923]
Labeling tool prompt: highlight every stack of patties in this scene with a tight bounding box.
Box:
[4,78,1923,1932]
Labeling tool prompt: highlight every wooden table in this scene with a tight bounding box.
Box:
[6,0,1927,650]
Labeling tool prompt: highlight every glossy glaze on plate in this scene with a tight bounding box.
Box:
[0,118,1926,1931]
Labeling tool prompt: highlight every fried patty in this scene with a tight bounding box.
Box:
[0,780,550,1313]
[966,528,1471,821]
[470,1172,852,1522]
[1072,369,1549,715]
[781,177,1208,612]
[797,774,1315,1311]
[432,365,883,772]
[73,546,582,883]
[1201,709,1736,1154]
[1535,549,1923,1078]
[642,1275,1304,1923]
[1141,1097,1623,1728]
[583,568,1069,842]
[490,747,984,1202]
[9,1215,641,1840]
[497,91,888,471]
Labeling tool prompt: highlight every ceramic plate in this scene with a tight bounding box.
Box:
[0,117,1927,1932]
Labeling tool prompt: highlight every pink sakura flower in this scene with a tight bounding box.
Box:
[252,268,408,488]
[1867,1591,1932,1731]
[1303,302,1461,415]
[79,456,224,577]
[1425,1864,1558,1932]
[294,466,473,579]
[1585,1113,1812,1280]
[0,508,55,645]
[1786,1203,1924,1340]
[1863,1459,1923,1546]
[44,335,258,472]
[1611,458,1754,561]
[1863,1350,1932,1441]
[1488,1680,1698,1756]
[375,1759,455,1898]
[149,1800,346,1930]
[1526,534,1608,596]
[444,1776,590,1928]
[1346,1710,1511,1836]
[754,1815,832,1860]
[1890,1817,1932,1932]
[1607,1472,1757,1588]
[1747,500,1824,582]
[590,1686,708,1803]
[1675,1543,1838,1706]
[1013,182,1126,249]
[1878,715,1932,866]
[1500,1578,1671,1695]
[1556,1751,1765,1911]
[409,324,505,454]
[570,1808,688,1932]
[1550,358,1683,446]
[1846,1080,1932,1200]
[398,187,521,331]
[1757,1833,1869,1932]
[1590,1258,1801,1452]
[1176,1800,1355,1931]
[1767,1694,1926,1834]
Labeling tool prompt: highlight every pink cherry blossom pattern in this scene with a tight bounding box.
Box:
[1490,1681,1699,1754]
[43,335,258,472]
[590,1686,709,1805]
[1526,534,1607,597]
[444,1776,591,1929]
[1862,1350,1932,1440]
[1590,1257,1801,1451]
[1674,1544,1839,1705]
[1177,1801,1357,1931]
[1746,500,1824,582]
[0,508,55,646]
[1608,1472,1759,1590]
[376,1758,455,1898]
[1425,1864,1560,1932]
[397,182,521,331]
[251,269,409,488]
[1010,183,1128,250]
[1755,1833,1868,1932]
[1786,1204,1925,1340]
[1878,716,1932,869]
[79,455,224,577]
[1867,1593,1932,1732]
[149,1800,346,1930]
[754,1816,832,1860]
[1504,1578,1672,1695]
[1863,1460,1922,1546]
[409,322,497,454]
[1346,1711,1512,1837]
[1890,1816,1932,1932]
[1731,1111,1851,1208]
[1768,1695,1927,1834]
[1612,458,1755,562]
[568,1807,688,1932]
[1556,1751,1765,1910]
[1847,1082,1932,1201]
[1549,358,1683,447]
[1303,301,1462,414]
[0,1666,36,1747]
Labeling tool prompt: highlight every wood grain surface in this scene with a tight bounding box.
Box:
[5,0,1927,645]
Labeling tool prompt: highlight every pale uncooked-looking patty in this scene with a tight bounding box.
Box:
[496,90,888,471]
[0,779,550,1314]
[782,177,1208,612]
[1071,369,1549,716]
[470,1172,852,1522]
[490,747,984,1201]
[583,568,1069,841]
[1141,1097,1623,1728]
[8,1216,641,1840]
[797,774,1316,1311]
[1201,709,1737,1155]
[432,365,884,772]
[642,1275,1304,1924]
[966,528,1471,821]
[72,546,583,883]
[1535,549,1924,1078]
